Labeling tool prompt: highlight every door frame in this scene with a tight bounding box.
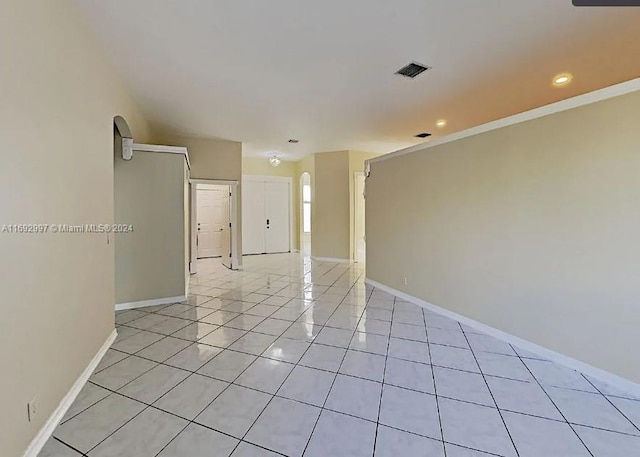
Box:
[190,179,241,273]
[353,171,366,263]
[242,174,294,253]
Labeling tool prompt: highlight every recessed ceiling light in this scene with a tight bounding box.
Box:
[436,119,447,128]
[553,73,573,87]
[415,132,432,139]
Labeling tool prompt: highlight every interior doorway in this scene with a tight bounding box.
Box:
[354,171,366,263]
[190,179,240,273]
[300,172,311,257]
[196,185,230,259]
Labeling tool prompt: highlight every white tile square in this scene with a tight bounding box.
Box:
[523,359,597,392]
[245,397,321,457]
[276,365,335,407]
[339,350,386,382]
[89,407,187,457]
[154,374,228,420]
[299,344,347,372]
[314,326,355,348]
[545,386,638,434]
[325,374,382,421]
[197,350,257,382]
[433,366,494,406]
[574,424,640,457]
[502,411,591,457]
[119,364,190,404]
[485,376,563,420]
[235,357,295,394]
[439,398,517,457]
[164,343,223,371]
[251,318,292,336]
[430,344,479,373]
[261,337,310,363]
[384,357,435,394]
[474,351,534,381]
[387,338,430,364]
[379,385,441,439]
[228,332,278,355]
[349,332,389,355]
[305,410,376,457]
[374,425,445,457]
[157,423,238,457]
[195,385,271,438]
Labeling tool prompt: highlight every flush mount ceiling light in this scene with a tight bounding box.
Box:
[436,119,447,129]
[268,153,282,167]
[415,132,432,139]
[553,73,573,87]
[396,62,431,79]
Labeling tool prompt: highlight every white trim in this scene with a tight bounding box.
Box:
[132,143,191,170]
[311,256,352,264]
[22,329,117,457]
[365,278,640,397]
[115,295,186,311]
[369,78,640,166]
[353,171,366,262]
[190,179,241,271]
[242,174,295,253]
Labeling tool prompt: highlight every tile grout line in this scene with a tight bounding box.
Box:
[460,322,521,457]
[508,343,597,456]
[424,304,448,457]
[371,293,395,456]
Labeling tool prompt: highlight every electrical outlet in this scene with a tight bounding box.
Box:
[27,398,37,422]
[402,277,408,286]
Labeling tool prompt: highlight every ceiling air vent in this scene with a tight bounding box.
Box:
[415,132,432,139]
[396,62,431,79]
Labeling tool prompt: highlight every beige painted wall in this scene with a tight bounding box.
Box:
[0,1,151,455]
[312,151,350,259]
[153,134,244,266]
[153,134,242,181]
[114,150,188,303]
[366,90,640,383]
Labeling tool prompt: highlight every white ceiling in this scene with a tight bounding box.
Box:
[73,0,640,160]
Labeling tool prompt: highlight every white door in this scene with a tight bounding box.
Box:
[197,188,228,258]
[242,178,291,255]
[354,173,366,262]
[242,180,266,254]
[265,181,290,253]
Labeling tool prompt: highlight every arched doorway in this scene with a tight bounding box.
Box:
[300,172,311,256]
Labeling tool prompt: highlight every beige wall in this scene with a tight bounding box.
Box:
[153,134,242,181]
[312,151,350,259]
[114,150,188,304]
[242,157,297,178]
[153,134,243,266]
[366,89,640,383]
[0,1,152,455]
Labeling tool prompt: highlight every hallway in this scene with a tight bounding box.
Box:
[42,254,640,456]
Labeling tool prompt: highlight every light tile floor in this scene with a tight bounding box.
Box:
[40,254,640,456]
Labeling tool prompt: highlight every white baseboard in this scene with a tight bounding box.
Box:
[22,329,117,457]
[115,295,186,311]
[365,278,640,398]
[311,256,352,264]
